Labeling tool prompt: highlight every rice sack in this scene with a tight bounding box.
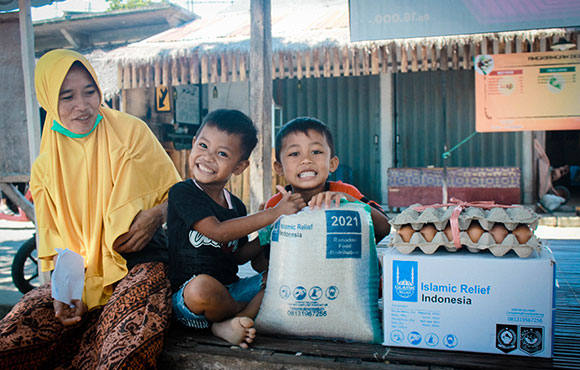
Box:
[255,201,382,343]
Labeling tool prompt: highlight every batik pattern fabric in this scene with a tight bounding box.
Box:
[0,262,171,370]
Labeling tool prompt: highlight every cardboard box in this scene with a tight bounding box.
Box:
[382,247,555,357]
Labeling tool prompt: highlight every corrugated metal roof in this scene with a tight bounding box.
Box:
[101,0,577,96]
[114,0,350,60]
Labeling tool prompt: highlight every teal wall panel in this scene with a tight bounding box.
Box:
[395,69,523,169]
[273,75,382,202]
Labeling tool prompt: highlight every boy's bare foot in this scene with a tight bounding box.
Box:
[211,316,256,349]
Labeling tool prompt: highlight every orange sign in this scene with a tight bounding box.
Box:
[475,50,580,132]
[155,85,171,112]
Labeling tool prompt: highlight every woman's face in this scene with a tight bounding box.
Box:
[57,64,100,135]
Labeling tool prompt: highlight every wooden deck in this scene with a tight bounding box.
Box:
[159,240,580,370]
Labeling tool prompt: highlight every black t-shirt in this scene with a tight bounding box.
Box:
[120,226,168,270]
[167,179,248,291]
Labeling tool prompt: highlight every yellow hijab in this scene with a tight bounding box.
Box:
[31,49,181,309]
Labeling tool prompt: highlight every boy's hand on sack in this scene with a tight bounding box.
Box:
[275,185,306,215]
[309,191,355,209]
[54,298,87,326]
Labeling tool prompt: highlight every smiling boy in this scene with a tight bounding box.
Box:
[252,117,390,272]
[167,109,305,348]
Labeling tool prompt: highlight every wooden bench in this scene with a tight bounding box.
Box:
[159,240,580,370]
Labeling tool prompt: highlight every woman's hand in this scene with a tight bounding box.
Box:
[114,202,167,253]
[54,299,87,326]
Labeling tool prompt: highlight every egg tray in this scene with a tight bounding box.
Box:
[388,203,541,258]
[389,229,541,258]
[390,203,540,232]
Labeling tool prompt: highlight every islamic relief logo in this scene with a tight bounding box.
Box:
[392,260,418,302]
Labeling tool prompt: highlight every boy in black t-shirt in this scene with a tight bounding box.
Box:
[167,109,305,349]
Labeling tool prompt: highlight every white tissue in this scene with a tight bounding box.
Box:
[51,248,85,307]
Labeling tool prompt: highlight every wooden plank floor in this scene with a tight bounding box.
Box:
[160,240,580,369]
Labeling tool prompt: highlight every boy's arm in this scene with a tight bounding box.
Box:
[193,186,305,244]
[233,238,263,265]
[368,205,391,242]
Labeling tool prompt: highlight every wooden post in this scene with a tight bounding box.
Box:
[313,48,321,78]
[463,44,471,70]
[400,45,407,73]
[296,52,303,80]
[410,45,418,72]
[18,0,44,283]
[390,43,398,73]
[201,54,208,84]
[18,0,40,165]
[421,45,429,71]
[286,52,294,79]
[352,48,360,76]
[430,44,438,71]
[323,48,331,77]
[380,45,388,73]
[278,52,285,78]
[139,65,145,88]
[239,53,247,81]
[210,55,218,84]
[249,0,272,213]
[131,64,138,88]
[362,46,370,75]
[440,46,448,71]
[451,44,459,70]
[220,53,228,83]
[117,63,123,89]
[190,54,199,84]
[333,48,341,77]
[171,58,178,85]
[304,50,311,78]
[371,46,379,74]
[154,61,161,86]
[163,59,170,86]
[231,52,238,82]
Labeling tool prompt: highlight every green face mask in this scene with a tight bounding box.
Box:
[51,114,102,138]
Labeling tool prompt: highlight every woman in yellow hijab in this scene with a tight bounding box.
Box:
[0,49,181,369]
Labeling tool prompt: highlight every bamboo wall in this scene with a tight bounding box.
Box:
[117,31,579,89]
[118,30,579,204]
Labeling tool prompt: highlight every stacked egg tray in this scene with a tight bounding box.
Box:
[388,204,541,258]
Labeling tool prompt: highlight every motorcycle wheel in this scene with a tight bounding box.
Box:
[11,236,39,294]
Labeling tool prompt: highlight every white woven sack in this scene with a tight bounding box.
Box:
[255,201,382,343]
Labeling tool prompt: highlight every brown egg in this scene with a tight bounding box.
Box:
[467,222,484,243]
[420,224,437,242]
[398,225,415,243]
[443,224,454,241]
[512,224,533,244]
[489,224,509,244]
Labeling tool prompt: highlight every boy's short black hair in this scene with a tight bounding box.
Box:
[275,117,335,162]
[196,109,258,160]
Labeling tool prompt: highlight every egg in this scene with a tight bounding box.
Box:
[420,224,437,242]
[443,224,454,241]
[489,224,509,244]
[512,224,533,244]
[398,225,415,242]
[467,222,484,243]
